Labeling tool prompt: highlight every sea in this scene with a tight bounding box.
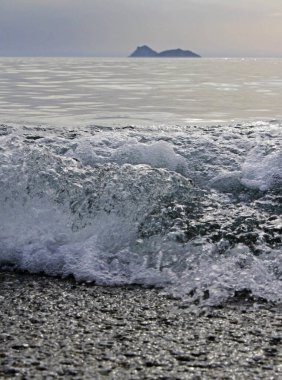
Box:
[0,57,281,306]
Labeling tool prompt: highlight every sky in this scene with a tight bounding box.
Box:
[0,0,282,57]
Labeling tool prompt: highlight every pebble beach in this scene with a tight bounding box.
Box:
[0,270,281,379]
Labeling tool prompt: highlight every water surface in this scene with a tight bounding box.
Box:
[0,57,282,126]
[0,58,281,306]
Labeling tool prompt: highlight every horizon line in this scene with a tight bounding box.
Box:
[0,54,282,59]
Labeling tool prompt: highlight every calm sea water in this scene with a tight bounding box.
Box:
[0,57,282,126]
[0,58,281,306]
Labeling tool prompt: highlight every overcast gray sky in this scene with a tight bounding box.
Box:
[0,0,282,57]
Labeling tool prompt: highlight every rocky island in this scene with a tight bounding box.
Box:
[130,45,201,58]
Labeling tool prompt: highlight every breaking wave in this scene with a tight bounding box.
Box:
[0,121,281,306]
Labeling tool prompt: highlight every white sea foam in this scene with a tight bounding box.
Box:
[241,148,282,192]
[67,138,188,176]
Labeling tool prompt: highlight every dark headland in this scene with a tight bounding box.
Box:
[130,45,201,58]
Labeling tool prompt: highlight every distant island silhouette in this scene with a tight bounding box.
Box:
[129,45,201,58]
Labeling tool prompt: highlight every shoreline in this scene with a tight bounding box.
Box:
[0,270,281,379]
